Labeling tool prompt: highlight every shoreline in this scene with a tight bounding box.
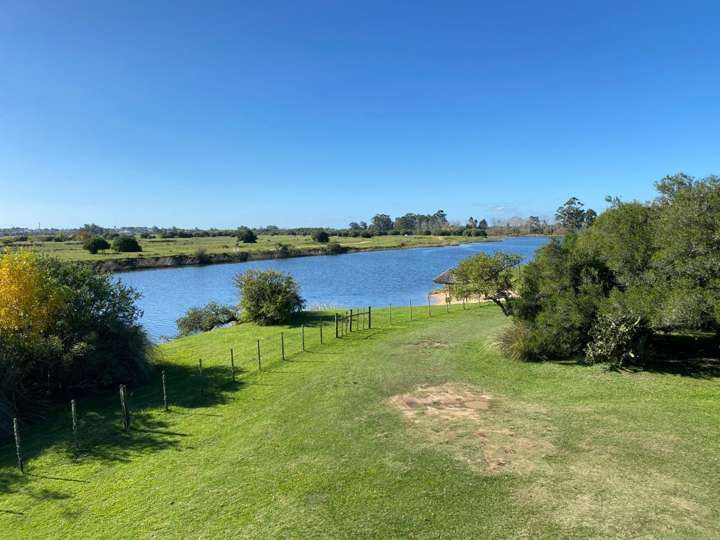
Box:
[91,237,506,273]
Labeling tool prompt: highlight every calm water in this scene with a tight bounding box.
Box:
[117,236,549,340]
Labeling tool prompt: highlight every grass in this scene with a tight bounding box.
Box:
[1,304,719,538]
[3,234,493,263]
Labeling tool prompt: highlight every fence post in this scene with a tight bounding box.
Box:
[162,370,169,411]
[335,314,339,338]
[301,325,305,351]
[446,295,450,313]
[320,322,323,344]
[349,309,353,332]
[368,306,372,329]
[13,418,23,473]
[463,297,466,310]
[257,339,262,371]
[71,399,78,450]
[410,300,413,321]
[119,385,130,431]
[427,295,432,317]
[230,348,236,382]
[281,332,285,361]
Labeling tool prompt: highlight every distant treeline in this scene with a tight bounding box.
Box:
[3,201,594,243]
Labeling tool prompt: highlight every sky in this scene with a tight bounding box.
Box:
[1,1,720,229]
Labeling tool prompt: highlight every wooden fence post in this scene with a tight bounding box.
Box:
[410,300,413,321]
[13,418,23,473]
[349,309,353,332]
[257,339,262,371]
[119,385,130,431]
[71,399,78,450]
[230,348,236,382]
[320,322,323,344]
[368,306,372,329]
[281,332,285,361]
[335,313,339,338]
[301,325,305,351]
[162,370,169,411]
[427,296,432,317]
[446,295,450,313]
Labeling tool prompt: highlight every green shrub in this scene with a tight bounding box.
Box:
[237,227,257,243]
[234,269,305,325]
[585,312,647,368]
[324,242,347,255]
[0,256,152,438]
[176,302,237,336]
[312,229,330,243]
[112,235,142,252]
[194,248,211,265]
[83,236,110,254]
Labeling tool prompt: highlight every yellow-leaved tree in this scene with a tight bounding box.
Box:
[0,250,66,335]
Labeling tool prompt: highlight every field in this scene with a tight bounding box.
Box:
[3,234,492,263]
[1,305,719,538]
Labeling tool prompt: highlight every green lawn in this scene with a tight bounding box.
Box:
[4,234,492,263]
[1,305,718,538]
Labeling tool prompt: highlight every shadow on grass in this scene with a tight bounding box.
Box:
[0,362,247,499]
[553,334,720,379]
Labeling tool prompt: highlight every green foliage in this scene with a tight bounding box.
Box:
[112,235,142,252]
[237,227,257,243]
[312,229,330,243]
[585,311,647,369]
[324,241,347,255]
[449,252,521,316]
[495,321,533,361]
[0,258,151,438]
[555,197,596,231]
[176,302,237,336]
[83,236,110,254]
[234,269,305,325]
[512,174,720,364]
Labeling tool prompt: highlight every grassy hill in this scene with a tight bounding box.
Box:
[1,305,719,538]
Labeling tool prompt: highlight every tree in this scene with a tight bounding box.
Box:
[176,302,237,336]
[234,270,305,325]
[112,235,142,252]
[371,213,393,233]
[478,219,488,230]
[312,229,330,243]
[555,197,596,231]
[449,252,522,316]
[526,216,543,233]
[237,227,257,244]
[83,236,110,254]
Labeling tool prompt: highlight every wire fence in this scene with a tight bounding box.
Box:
[1,298,479,474]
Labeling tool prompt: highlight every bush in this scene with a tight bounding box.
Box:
[496,321,534,361]
[324,242,347,255]
[0,252,152,438]
[237,227,257,243]
[112,235,142,252]
[234,269,305,324]
[83,236,110,254]
[312,229,330,243]
[194,248,211,265]
[585,311,648,368]
[176,302,237,336]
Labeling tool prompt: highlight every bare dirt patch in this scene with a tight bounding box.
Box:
[389,383,556,475]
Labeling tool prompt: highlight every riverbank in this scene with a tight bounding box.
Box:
[15,233,505,272]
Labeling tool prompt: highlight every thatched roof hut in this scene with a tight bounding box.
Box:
[433,269,456,285]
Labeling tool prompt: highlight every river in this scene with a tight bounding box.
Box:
[117,236,549,340]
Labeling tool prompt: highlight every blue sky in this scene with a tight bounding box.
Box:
[2,1,719,229]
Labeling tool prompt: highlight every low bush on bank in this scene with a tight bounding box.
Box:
[176,302,238,336]
[112,235,142,252]
[83,236,110,254]
[234,269,304,325]
[0,251,152,438]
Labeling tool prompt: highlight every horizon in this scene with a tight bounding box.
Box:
[2,1,720,228]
